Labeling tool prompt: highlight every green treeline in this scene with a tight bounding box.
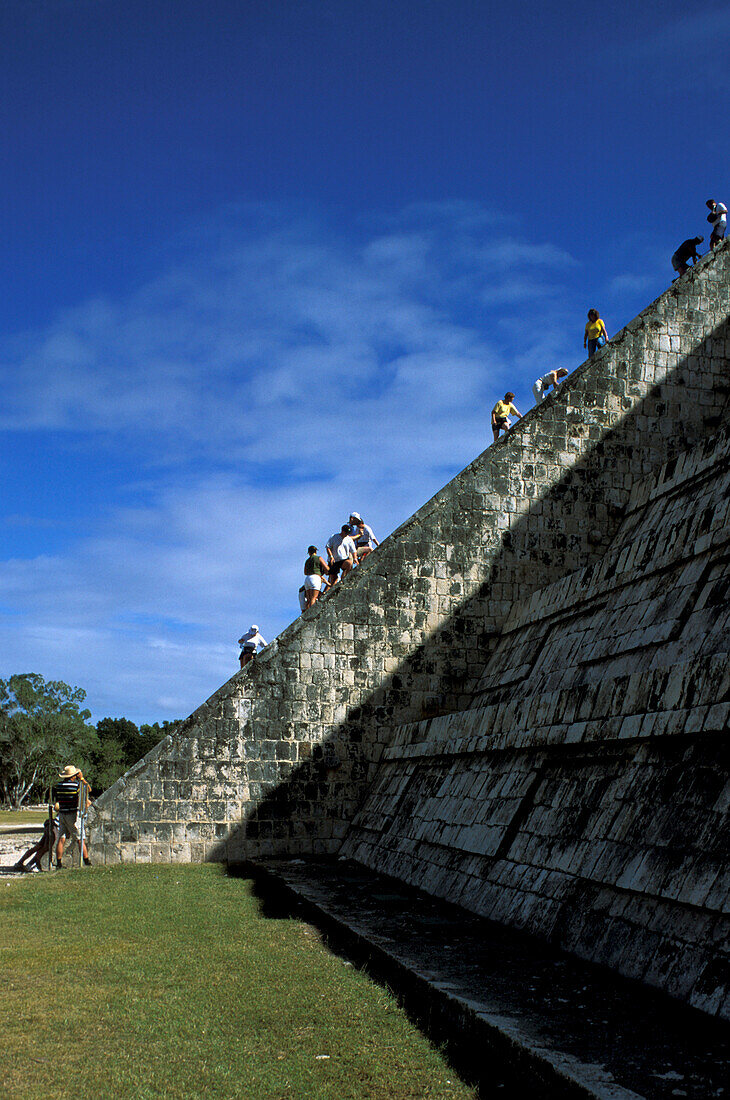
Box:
[0,673,179,807]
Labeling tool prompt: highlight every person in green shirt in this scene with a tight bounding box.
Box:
[303,545,330,607]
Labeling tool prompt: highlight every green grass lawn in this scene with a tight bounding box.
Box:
[1,864,476,1100]
[0,808,49,828]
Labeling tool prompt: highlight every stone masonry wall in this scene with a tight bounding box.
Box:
[89,242,730,873]
[342,420,730,1018]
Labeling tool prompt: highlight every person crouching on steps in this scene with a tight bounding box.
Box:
[532,368,569,403]
[238,625,267,668]
[326,525,357,585]
[671,237,704,277]
[54,765,91,868]
[491,393,521,442]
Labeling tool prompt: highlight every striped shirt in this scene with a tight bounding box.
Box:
[55,778,80,814]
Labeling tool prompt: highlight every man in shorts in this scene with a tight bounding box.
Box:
[238,625,267,667]
[671,237,704,276]
[491,393,521,442]
[706,199,727,250]
[54,765,91,868]
[326,525,357,584]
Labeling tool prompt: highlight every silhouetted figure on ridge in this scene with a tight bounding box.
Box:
[671,237,704,277]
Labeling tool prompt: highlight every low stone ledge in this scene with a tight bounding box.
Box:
[246,858,730,1100]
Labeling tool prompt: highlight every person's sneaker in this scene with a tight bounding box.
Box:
[56,861,64,869]
[83,857,92,866]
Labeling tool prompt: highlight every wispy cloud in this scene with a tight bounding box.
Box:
[1,201,596,722]
[612,6,730,91]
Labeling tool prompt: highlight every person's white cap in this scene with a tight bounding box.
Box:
[349,512,362,521]
[251,624,259,632]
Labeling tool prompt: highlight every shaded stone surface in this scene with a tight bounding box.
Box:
[248,858,729,1100]
[343,421,730,1017]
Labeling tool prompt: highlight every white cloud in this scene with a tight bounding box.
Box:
[607,273,655,297]
[0,202,593,722]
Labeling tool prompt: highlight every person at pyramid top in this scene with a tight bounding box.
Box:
[706,198,727,250]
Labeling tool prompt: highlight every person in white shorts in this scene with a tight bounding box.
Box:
[303,545,330,608]
[532,368,569,403]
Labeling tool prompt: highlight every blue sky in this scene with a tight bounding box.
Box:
[2,0,729,724]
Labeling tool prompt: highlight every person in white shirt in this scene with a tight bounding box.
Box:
[237,625,267,668]
[532,368,569,403]
[707,199,727,250]
[326,525,357,584]
[348,512,380,563]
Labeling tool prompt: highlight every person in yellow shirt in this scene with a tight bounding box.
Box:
[491,392,521,442]
[584,309,609,357]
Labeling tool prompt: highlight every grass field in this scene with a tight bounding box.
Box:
[1,864,476,1100]
[0,808,49,828]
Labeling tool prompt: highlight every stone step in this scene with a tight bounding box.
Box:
[246,857,729,1100]
[384,649,730,761]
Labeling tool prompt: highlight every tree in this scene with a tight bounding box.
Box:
[93,717,140,790]
[90,718,181,791]
[139,720,179,758]
[0,674,98,808]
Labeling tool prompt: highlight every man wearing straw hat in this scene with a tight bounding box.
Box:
[54,765,91,868]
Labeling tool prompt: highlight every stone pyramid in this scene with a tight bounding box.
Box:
[90,242,730,1019]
